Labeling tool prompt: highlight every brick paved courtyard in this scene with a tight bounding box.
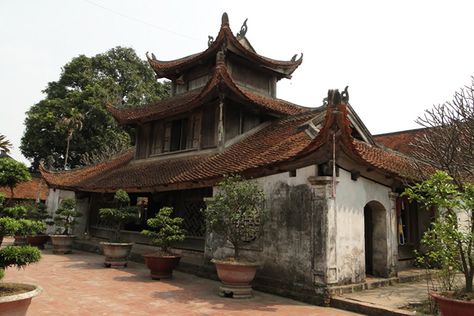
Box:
[4,248,360,316]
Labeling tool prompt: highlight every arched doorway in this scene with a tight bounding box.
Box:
[364,201,388,277]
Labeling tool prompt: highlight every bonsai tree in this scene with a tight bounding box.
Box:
[99,190,139,242]
[0,157,31,203]
[141,207,186,255]
[25,202,50,221]
[0,217,21,239]
[0,245,41,280]
[52,198,82,235]
[403,171,474,294]
[16,219,46,237]
[1,205,28,219]
[204,175,266,261]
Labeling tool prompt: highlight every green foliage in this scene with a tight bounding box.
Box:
[204,175,266,260]
[0,217,21,237]
[0,246,41,280]
[2,205,28,219]
[99,190,138,242]
[0,193,5,208]
[403,170,474,293]
[25,202,50,222]
[0,158,31,199]
[0,134,12,154]
[141,207,185,254]
[16,219,46,237]
[21,46,170,171]
[52,198,82,235]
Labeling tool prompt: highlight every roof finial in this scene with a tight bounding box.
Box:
[327,89,341,106]
[221,12,229,26]
[236,18,248,38]
[208,36,214,47]
[341,86,349,103]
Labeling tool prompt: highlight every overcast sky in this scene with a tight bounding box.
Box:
[1,0,474,165]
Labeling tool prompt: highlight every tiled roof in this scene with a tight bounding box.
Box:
[0,176,49,201]
[147,13,302,79]
[353,141,423,180]
[373,128,427,156]
[40,150,134,190]
[41,111,319,191]
[108,64,309,125]
[42,98,427,192]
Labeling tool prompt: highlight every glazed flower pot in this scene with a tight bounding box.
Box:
[431,291,474,316]
[26,235,50,249]
[0,283,42,316]
[100,242,133,268]
[212,259,260,299]
[143,253,181,280]
[50,235,76,254]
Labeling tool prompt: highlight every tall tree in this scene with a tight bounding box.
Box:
[21,47,170,170]
[57,108,84,169]
[0,135,12,154]
[412,77,474,184]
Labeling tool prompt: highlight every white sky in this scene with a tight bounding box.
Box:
[1,0,474,165]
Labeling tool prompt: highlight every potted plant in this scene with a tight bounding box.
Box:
[404,171,474,316]
[141,207,185,279]
[0,217,20,246]
[49,198,82,254]
[25,203,50,249]
[204,174,266,298]
[14,219,45,247]
[0,244,42,315]
[98,190,139,268]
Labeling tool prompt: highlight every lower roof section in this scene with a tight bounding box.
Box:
[41,102,426,193]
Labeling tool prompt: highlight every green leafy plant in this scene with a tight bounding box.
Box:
[99,190,139,242]
[403,170,474,293]
[15,219,46,237]
[25,202,50,222]
[0,217,21,237]
[141,207,185,255]
[0,193,5,209]
[0,245,41,280]
[52,198,82,235]
[1,205,28,219]
[204,175,266,261]
[0,158,31,202]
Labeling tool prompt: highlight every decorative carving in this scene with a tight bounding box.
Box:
[236,18,248,38]
[221,12,229,26]
[291,53,303,62]
[208,35,214,47]
[324,86,349,105]
[146,52,157,61]
[327,89,341,106]
[341,86,349,103]
[216,50,225,64]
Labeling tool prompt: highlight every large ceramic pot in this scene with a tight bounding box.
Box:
[0,283,42,316]
[143,253,181,280]
[26,235,50,249]
[13,236,27,246]
[50,235,76,254]
[431,292,474,316]
[212,259,260,299]
[100,242,133,268]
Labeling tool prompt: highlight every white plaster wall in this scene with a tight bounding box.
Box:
[45,188,75,234]
[208,165,318,289]
[332,169,394,283]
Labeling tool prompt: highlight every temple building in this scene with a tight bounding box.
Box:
[40,13,431,302]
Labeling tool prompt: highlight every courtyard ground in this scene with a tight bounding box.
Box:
[4,248,360,316]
